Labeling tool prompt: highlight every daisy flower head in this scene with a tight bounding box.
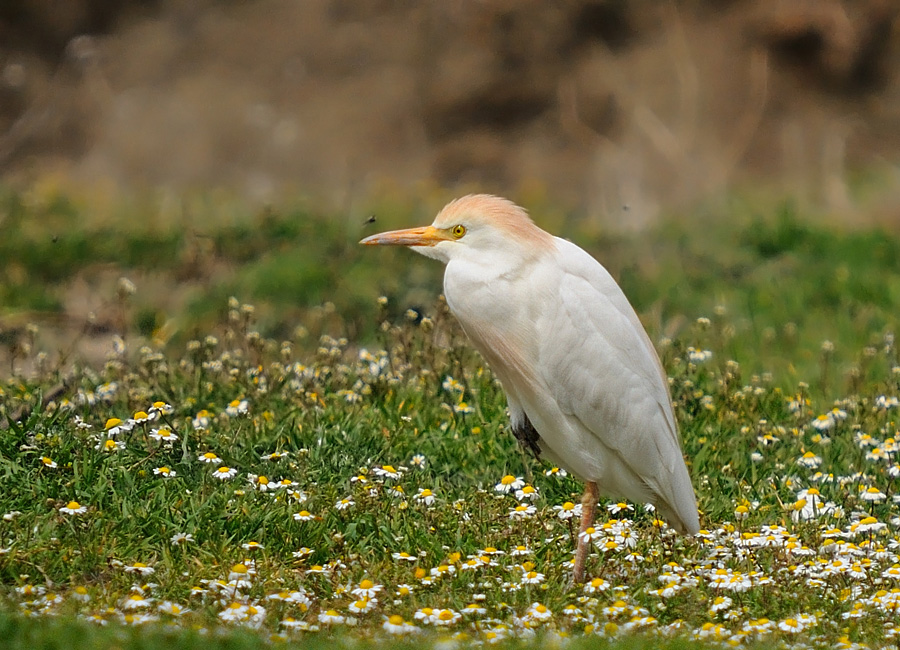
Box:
[219,602,266,627]
[268,590,311,607]
[149,427,178,444]
[198,452,222,464]
[71,586,91,603]
[158,601,189,617]
[875,395,899,409]
[811,414,835,431]
[415,488,436,505]
[119,612,158,626]
[525,602,552,621]
[242,541,264,551]
[797,451,822,468]
[130,410,152,425]
[442,376,464,394]
[579,526,603,543]
[383,614,418,635]
[388,554,416,567]
[709,596,732,614]
[97,382,118,402]
[855,432,879,448]
[318,609,348,625]
[60,500,87,515]
[16,584,46,597]
[414,607,436,624]
[791,488,836,522]
[95,439,125,452]
[852,516,886,533]
[544,466,568,477]
[335,497,355,511]
[515,485,539,501]
[509,504,537,519]
[777,614,815,633]
[429,564,456,580]
[287,488,308,502]
[153,466,176,478]
[584,577,610,594]
[149,401,173,415]
[521,570,545,585]
[865,446,889,461]
[860,486,887,502]
[373,465,403,480]
[170,532,194,546]
[247,474,273,491]
[433,608,461,626]
[348,598,376,614]
[192,410,211,431]
[478,546,503,556]
[687,347,713,363]
[124,562,155,576]
[554,501,581,520]
[225,399,249,416]
[410,454,426,469]
[608,502,634,515]
[495,475,525,494]
[218,602,246,623]
[352,579,383,599]
[599,538,622,553]
[293,510,315,521]
[228,563,254,581]
[121,593,153,610]
[212,466,238,480]
[104,417,127,436]
[40,456,58,468]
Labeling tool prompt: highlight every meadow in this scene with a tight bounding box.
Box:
[2,185,900,649]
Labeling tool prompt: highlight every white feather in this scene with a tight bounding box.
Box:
[443,234,698,534]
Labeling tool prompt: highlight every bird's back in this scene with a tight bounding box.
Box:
[446,235,699,534]
[537,239,698,533]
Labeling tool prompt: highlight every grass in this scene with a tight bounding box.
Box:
[3,183,900,385]
[1,185,900,648]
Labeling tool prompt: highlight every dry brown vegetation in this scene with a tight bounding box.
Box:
[2,0,900,224]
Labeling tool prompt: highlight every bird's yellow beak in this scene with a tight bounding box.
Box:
[360,226,451,247]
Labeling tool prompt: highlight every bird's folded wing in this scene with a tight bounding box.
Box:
[536,260,685,494]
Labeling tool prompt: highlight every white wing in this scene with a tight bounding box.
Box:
[533,239,699,533]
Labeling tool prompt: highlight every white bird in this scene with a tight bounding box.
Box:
[361,194,699,582]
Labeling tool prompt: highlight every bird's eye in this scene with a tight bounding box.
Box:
[451,224,467,238]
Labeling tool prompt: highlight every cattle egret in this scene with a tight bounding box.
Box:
[361,194,699,582]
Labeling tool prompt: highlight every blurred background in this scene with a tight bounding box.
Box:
[3,0,900,221]
[2,0,900,386]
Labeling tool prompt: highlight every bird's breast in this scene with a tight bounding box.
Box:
[443,258,555,395]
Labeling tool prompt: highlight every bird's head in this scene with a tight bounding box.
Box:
[360,194,554,264]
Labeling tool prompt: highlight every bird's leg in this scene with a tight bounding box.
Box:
[572,481,599,584]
